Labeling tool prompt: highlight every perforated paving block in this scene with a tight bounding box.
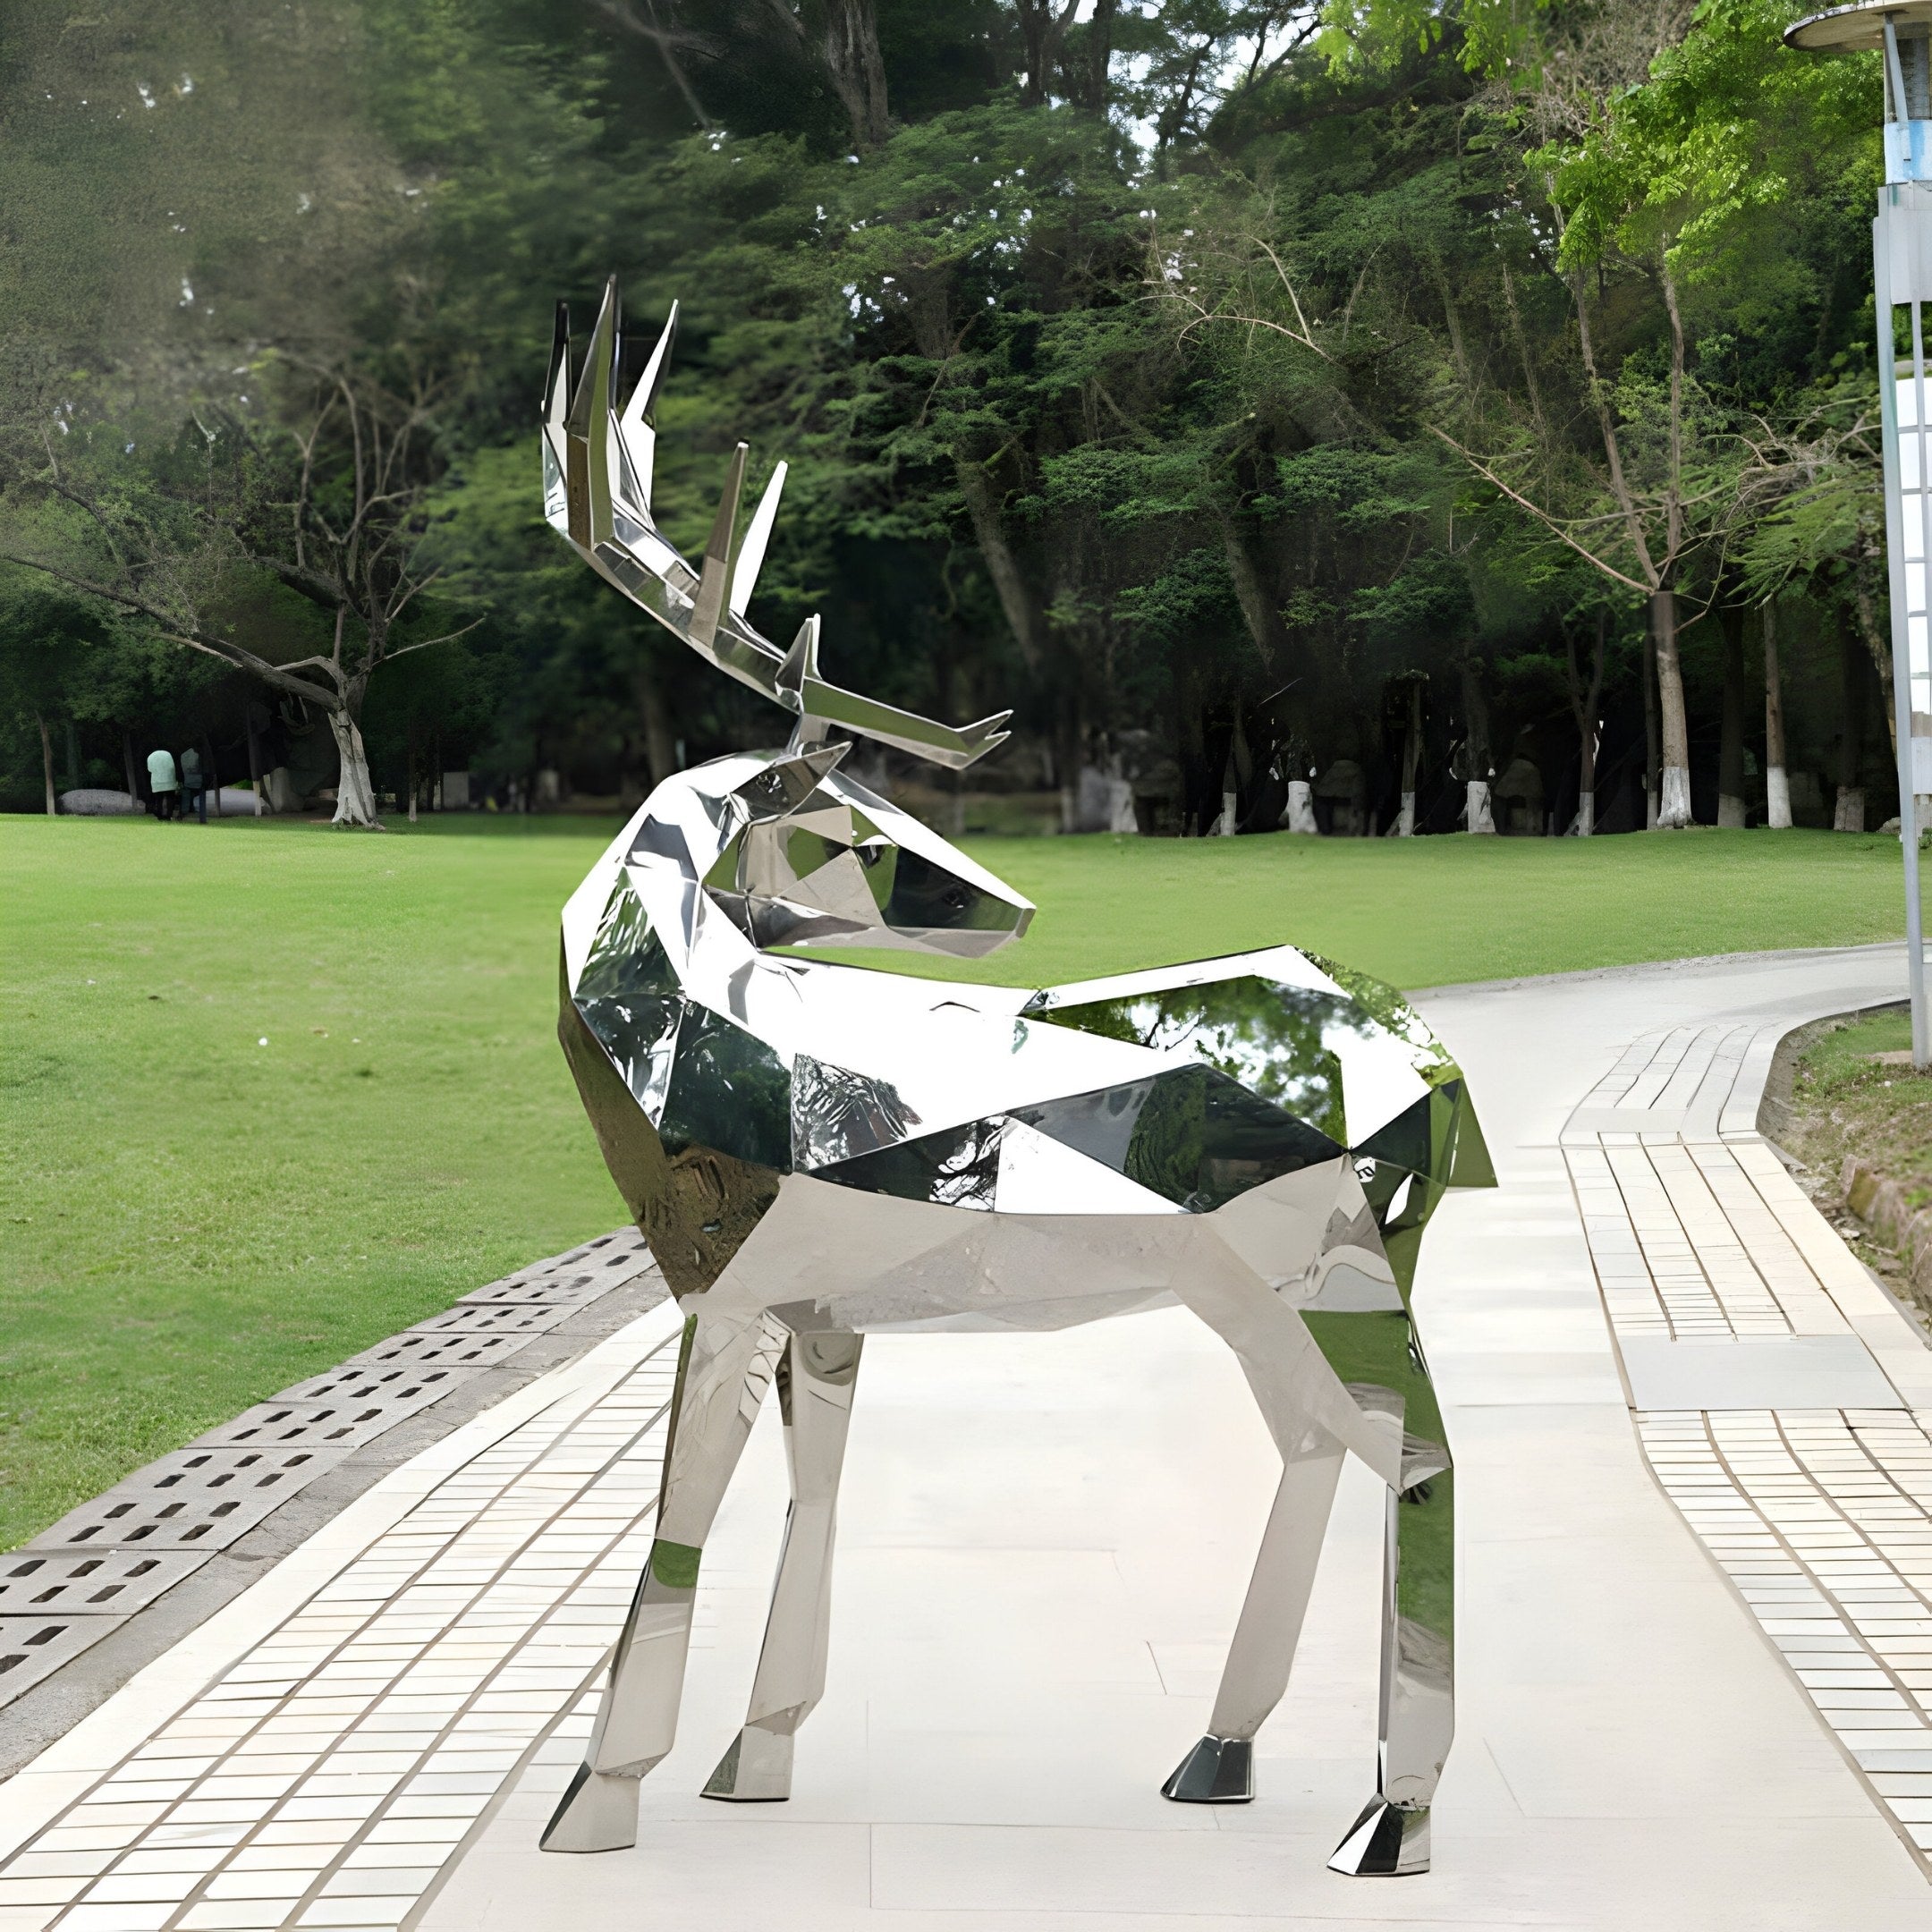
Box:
[462,1267,633,1307]
[338,1326,539,1373]
[192,1373,481,1452]
[28,1447,350,1553]
[407,1301,577,1337]
[0,1614,129,1705]
[0,1548,208,1617]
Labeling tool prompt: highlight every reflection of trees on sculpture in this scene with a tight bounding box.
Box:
[1044,978,1357,1140]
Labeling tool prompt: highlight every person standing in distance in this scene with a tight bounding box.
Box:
[180,745,208,823]
[147,745,179,822]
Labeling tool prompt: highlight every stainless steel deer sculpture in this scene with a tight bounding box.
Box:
[539,278,1493,1877]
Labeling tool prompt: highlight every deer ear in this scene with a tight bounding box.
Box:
[544,302,571,425]
[733,741,851,818]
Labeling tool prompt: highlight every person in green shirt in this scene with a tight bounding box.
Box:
[147,746,179,822]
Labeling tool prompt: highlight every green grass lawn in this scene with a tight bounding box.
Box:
[0,811,1914,1548]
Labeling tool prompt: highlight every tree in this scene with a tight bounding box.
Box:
[0,354,475,826]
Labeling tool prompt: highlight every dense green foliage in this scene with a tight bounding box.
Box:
[0,1,1909,831]
[1,809,1913,1545]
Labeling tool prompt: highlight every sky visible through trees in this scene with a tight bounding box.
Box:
[0,0,1907,836]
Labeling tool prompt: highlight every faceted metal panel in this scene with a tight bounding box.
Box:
[28,1447,349,1552]
[541,279,1495,1877]
[0,1615,128,1706]
[0,1547,208,1616]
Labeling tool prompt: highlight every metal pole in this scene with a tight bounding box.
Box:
[1875,192,1932,1067]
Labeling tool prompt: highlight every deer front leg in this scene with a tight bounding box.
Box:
[703,1331,863,1801]
[541,1310,784,1853]
[1162,1419,1346,1803]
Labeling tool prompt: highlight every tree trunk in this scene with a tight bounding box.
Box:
[1853,567,1896,757]
[1649,590,1692,827]
[636,657,680,790]
[1718,606,1747,827]
[821,0,889,148]
[327,691,380,828]
[1462,672,1493,831]
[244,702,268,815]
[1076,0,1114,110]
[1458,648,1490,775]
[1836,616,1868,833]
[1396,679,1422,835]
[122,728,140,804]
[37,712,56,815]
[1764,603,1791,830]
[1017,0,1072,105]
[1457,648,1494,834]
[1565,609,1606,837]
[956,458,1047,674]
[1643,623,1660,828]
[1220,511,1290,671]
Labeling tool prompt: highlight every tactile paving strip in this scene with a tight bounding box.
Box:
[0,1615,129,1702]
[28,1447,349,1553]
[0,1548,207,1616]
[1569,1018,1932,1868]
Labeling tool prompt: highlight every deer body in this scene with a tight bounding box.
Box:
[536,284,1493,1878]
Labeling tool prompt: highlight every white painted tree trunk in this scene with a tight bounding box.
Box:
[1764,606,1790,829]
[1650,593,1694,829]
[1219,787,1237,835]
[1284,780,1318,834]
[1834,786,1867,834]
[1717,792,1747,828]
[328,710,381,828]
[1395,791,1416,836]
[1657,764,1691,830]
[1576,791,1595,837]
[1464,780,1494,835]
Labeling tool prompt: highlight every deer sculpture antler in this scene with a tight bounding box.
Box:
[542,276,1012,770]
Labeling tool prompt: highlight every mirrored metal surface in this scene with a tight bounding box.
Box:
[538,284,1495,1877]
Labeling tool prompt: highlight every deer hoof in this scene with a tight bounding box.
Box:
[701,1724,793,1801]
[1160,1734,1253,1803]
[539,1763,639,1853]
[1328,1797,1430,1876]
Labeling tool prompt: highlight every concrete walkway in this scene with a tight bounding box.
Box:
[4,944,1932,1930]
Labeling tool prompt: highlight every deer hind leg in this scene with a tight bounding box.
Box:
[1318,1313,1454,1877]
[703,1331,863,1802]
[541,1310,784,1853]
